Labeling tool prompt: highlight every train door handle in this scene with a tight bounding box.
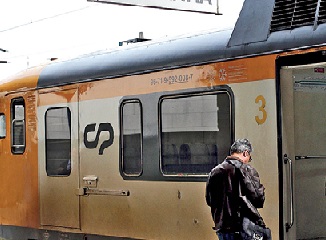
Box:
[75,187,130,196]
[284,154,294,231]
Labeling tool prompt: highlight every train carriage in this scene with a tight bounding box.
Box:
[0,0,326,239]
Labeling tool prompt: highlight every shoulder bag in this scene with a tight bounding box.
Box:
[238,169,272,240]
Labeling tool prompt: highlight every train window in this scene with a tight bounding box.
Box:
[45,107,71,176]
[0,113,5,138]
[121,100,142,176]
[160,92,232,176]
[11,98,25,154]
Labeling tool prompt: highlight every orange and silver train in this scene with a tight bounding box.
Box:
[0,0,326,239]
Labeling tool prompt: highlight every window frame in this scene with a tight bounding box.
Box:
[0,113,6,139]
[11,97,26,154]
[120,99,143,177]
[45,107,72,177]
[159,90,233,177]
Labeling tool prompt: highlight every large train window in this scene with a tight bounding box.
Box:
[11,97,25,154]
[45,107,71,176]
[121,100,143,176]
[160,92,232,176]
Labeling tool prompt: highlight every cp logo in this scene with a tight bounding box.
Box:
[83,123,114,155]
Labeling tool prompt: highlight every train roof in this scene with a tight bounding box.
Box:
[3,0,326,93]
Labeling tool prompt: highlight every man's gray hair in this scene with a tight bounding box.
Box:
[230,138,253,154]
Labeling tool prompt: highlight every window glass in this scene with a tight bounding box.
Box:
[11,98,25,153]
[45,107,71,176]
[0,114,5,138]
[160,92,232,176]
[121,100,142,176]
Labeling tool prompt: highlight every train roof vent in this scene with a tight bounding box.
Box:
[270,0,318,32]
[318,0,326,24]
[227,0,275,47]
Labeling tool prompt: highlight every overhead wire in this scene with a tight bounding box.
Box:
[0,5,95,33]
[0,4,102,64]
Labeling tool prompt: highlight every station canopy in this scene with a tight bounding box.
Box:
[87,0,219,14]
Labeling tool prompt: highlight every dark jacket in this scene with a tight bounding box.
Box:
[205,156,265,233]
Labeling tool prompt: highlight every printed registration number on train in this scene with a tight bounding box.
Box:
[150,73,193,86]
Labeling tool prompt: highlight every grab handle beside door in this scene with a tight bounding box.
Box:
[284,154,294,232]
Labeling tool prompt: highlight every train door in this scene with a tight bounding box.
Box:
[38,88,80,229]
[280,63,326,240]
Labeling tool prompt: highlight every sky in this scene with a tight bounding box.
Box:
[0,0,244,79]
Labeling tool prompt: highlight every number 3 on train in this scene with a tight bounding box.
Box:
[255,95,267,125]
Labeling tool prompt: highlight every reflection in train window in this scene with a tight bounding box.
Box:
[11,97,25,154]
[45,107,71,176]
[121,100,143,176]
[0,113,5,138]
[160,92,232,176]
